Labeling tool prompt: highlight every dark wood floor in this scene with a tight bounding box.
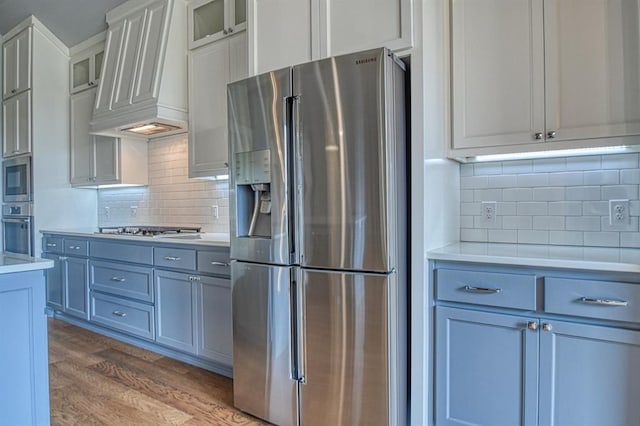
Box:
[48,318,268,425]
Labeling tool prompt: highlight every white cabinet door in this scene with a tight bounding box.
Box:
[451,0,545,151]
[95,20,126,115]
[248,0,315,74]
[112,9,147,110]
[133,0,169,104]
[544,0,640,142]
[318,0,412,57]
[70,45,104,94]
[70,90,95,184]
[188,0,247,49]
[2,91,31,157]
[94,136,119,183]
[2,27,31,99]
[189,32,246,178]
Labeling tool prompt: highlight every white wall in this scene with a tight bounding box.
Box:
[98,135,229,232]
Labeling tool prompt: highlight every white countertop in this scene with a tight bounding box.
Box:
[40,229,230,247]
[428,242,640,274]
[0,252,54,274]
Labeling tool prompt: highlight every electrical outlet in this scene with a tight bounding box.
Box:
[609,199,629,225]
[104,206,110,219]
[480,201,497,226]
[130,206,138,217]
[212,205,219,219]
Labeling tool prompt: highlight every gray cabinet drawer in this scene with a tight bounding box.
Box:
[90,260,154,302]
[64,238,89,256]
[90,241,153,264]
[197,250,230,276]
[154,247,196,270]
[545,277,640,323]
[42,236,63,254]
[436,268,537,310]
[90,292,155,340]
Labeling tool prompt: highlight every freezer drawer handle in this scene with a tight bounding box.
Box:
[164,256,181,261]
[110,277,126,282]
[463,285,502,294]
[112,310,127,317]
[210,261,229,267]
[579,297,628,307]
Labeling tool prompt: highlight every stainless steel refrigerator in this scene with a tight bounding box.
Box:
[228,48,407,426]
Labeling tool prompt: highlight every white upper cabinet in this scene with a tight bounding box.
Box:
[2,27,32,99]
[544,0,640,142]
[2,91,31,157]
[451,0,544,151]
[188,31,248,178]
[451,0,640,157]
[248,0,413,75]
[70,43,104,94]
[318,0,413,57]
[188,0,246,49]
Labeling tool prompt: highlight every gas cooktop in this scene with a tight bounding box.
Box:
[97,226,202,237]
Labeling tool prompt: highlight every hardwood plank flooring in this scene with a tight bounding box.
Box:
[48,318,269,425]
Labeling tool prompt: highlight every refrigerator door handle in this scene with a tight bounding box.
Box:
[291,268,306,383]
[290,94,304,265]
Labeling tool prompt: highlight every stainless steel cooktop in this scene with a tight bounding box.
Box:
[97,226,201,237]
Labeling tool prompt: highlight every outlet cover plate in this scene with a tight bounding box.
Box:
[609,199,629,225]
[480,201,497,226]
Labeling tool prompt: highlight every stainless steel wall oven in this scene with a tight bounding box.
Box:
[2,202,34,256]
[3,155,33,202]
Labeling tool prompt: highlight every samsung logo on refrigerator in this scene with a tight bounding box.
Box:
[355,57,377,64]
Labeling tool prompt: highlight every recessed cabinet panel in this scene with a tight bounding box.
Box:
[70,89,95,184]
[133,0,169,103]
[3,90,31,157]
[112,9,146,109]
[94,136,119,182]
[451,0,545,150]
[197,276,232,365]
[2,27,32,99]
[95,20,125,114]
[544,0,640,141]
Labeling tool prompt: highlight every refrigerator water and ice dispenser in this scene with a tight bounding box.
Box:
[234,149,272,238]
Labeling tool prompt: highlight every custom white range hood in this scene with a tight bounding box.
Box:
[90,0,188,139]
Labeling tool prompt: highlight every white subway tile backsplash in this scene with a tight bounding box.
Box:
[517,202,548,216]
[548,201,582,216]
[533,187,565,201]
[487,229,518,243]
[98,135,230,233]
[460,163,474,177]
[503,188,533,201]
[460,152,640,248]
[566,186,601,201]
[548,172,583,187]
[518,230,549,244]
[532,216,564,230]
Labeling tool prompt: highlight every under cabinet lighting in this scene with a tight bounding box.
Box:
[122,122,181,135]
[468,145,633,162]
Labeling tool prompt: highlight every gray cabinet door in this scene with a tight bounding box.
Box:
[196,276,232,366]
[64,256,89,320]
[435,306,539,426]
[42,253,63,310]
[539,320,640,426]
[154,270,197,354]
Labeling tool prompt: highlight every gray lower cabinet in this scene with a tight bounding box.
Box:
[90,292,155,340]
[197,275,232,365]
[42,253,63,310]
[433,261,640,426]
[64,256,89,320]
[154,269,198,353]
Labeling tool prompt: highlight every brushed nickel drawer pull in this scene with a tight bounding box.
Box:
[164,256,181,261]
[112,310,127,317]
[110,277,126,282]
[210,261,229,267]
[579,297,628,307]
[46,243,57,247]
[463,285,502,294]
[188,276,201,281]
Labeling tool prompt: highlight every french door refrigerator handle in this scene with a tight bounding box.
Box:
[290,268,306,383]
[290,94,304,265]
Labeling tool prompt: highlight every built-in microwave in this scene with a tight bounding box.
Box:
[3,155,32,202]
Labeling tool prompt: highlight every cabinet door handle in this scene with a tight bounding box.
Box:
[462,285,502,294]
[11,89,16,94]
[46,243,57,247]
[112,310,127,317]
[527,321,538,331]
[547,131,556,139]
[110,277,126,282]
[223,29,228,35]
[534,132,543,140]
[59,256,68,261]
[228,27,234,33]
[210,261,229,267]
[164,256,181,261]
[542,323,552,332]
[188,275,201,281]
[579,297,628,307]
